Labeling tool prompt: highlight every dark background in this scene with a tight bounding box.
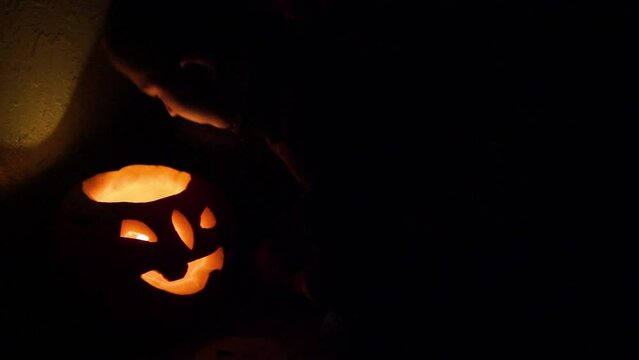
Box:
[1,1,636,358]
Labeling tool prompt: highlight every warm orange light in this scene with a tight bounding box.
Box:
[120,219,158,242]
[76,164,227,296]
[172,210,194,250]
[140,247,224,295]
[82,164,191,203]
[200,206,217,229]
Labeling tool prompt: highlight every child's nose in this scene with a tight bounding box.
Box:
[163,102,177,117]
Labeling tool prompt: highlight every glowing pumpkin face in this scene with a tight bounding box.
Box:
[80,165,225,295]
[53,164,234,302]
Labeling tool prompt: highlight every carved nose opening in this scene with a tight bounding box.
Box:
[172,209,194,250]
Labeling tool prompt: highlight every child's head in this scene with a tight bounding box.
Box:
[102,0,292,131]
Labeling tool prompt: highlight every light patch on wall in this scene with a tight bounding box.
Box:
[0,0,119,195]
[0,0,110,147]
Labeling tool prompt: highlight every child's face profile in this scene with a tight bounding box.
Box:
[108,53,234,130]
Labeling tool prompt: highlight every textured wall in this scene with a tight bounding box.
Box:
[0,0,117,194]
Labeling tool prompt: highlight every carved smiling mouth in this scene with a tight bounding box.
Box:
[140,247,224,295]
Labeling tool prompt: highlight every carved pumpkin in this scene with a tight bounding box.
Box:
[52,164,235,329]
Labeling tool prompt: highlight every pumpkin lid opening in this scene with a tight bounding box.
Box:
[82,164,192,203]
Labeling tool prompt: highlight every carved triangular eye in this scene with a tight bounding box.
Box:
[120,219,157,242]
[200,206,216,229]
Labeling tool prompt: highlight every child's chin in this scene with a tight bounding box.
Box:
[184,114,231,130]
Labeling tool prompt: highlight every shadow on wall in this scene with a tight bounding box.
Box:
[0,38,197,352]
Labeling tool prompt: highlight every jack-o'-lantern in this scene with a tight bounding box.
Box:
[51,164,236,330]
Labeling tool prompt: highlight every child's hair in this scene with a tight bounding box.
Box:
[102,0,292,74]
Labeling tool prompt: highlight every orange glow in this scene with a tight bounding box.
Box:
[82,164,191,203]
[120,219,158,242]
[172,210,194,250]
[140,247,224,295]
[200,206,217,229]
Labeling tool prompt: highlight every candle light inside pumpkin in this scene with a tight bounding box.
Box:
[120,219,157,242]
[129,233,149,241]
